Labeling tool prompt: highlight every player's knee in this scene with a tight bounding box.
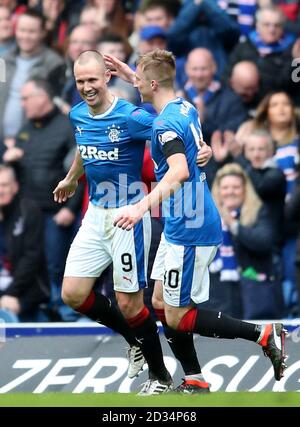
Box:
[151,293,164,310]
[116,292,144,319]
[117,296,136,318]
[151,280,164,310]
[61,279,86,309]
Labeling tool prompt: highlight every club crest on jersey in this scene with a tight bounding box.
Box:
[158,131,178,146]
[106,124,122,142]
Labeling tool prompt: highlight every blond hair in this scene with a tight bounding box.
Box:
[136,49,176,88]
[212,163,262,226]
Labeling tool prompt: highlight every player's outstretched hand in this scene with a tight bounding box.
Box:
[196,140,212,167]
[113,204,144,231]
[104,54,135,84]
[53,178,78,203]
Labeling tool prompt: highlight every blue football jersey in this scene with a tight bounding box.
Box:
[151,98,222,246]
[70,97,153,207]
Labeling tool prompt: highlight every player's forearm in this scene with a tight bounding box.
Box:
[138,167,189,213]
[65,149,84,182]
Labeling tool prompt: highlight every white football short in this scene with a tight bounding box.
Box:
[64,202,151,293]
[151,233,218,307]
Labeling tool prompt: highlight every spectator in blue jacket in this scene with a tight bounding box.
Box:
[167,0,240,76]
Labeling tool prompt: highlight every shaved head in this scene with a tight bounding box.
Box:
[231,61,259,85]
[75,50,106,70]
[230,61,260,103]
[185,48,216,92]
[187,48,215,68]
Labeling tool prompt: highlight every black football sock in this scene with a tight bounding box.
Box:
[155,308,201,375]
[164,325,201,375]
[178,308,261,342]
[128,306,171,383]
[76,290,136,346]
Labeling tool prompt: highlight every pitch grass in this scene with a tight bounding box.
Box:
[0,392,299,407]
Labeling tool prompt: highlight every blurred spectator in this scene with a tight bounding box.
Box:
[225,6,296,100]
[3,78,83,318]
[166,0,240,75]
[237,129,286,251]
[35,0,81,52]
[138,25,167,54]
[128,25,169,113]
[184,48,247,184]
[285,170,300,316]
[229,60,261,117]
[0,5,15,55]
[86,0,132,37]
[79,5,106,39]
[236,91,300,194]
[60,24,98,112]
[217,0,257,36]
[182,47,247,185]
[0,9,65,151]
[184,48,248,141]
[139,0,180,31]
[205,162,283,319]
[236,91,300,314]
[270,0,300,36]
[0,164,50,321]
[97,33,137,103]
[127,8,146,51]
[0,0,27,22]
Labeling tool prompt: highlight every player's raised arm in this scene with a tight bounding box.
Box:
[53,149,84,203]
[104,54,135,84]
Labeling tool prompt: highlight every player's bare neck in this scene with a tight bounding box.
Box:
[154,90,177,114]
[89,94,115,116]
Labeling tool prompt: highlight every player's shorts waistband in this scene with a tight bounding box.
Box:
[89,202,119,212]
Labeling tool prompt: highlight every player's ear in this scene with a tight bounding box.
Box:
[105,69,111,84]
[151,79,158,90]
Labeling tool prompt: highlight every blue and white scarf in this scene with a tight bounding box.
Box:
[209,210,240,282]
[249,30,295,56]
[218,0,257,36]
[184,80,221,106]
[274,138,300,196]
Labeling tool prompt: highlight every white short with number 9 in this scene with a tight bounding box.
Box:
[64,202,151,292]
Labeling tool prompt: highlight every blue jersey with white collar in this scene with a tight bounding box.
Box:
[70,97,153,207]
[151,98,222,246]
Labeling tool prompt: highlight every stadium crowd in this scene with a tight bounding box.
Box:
[0,0,299,323]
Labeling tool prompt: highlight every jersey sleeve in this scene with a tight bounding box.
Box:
[68,109,77,132]
[154,118,184,149]
[127,108,153,141]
